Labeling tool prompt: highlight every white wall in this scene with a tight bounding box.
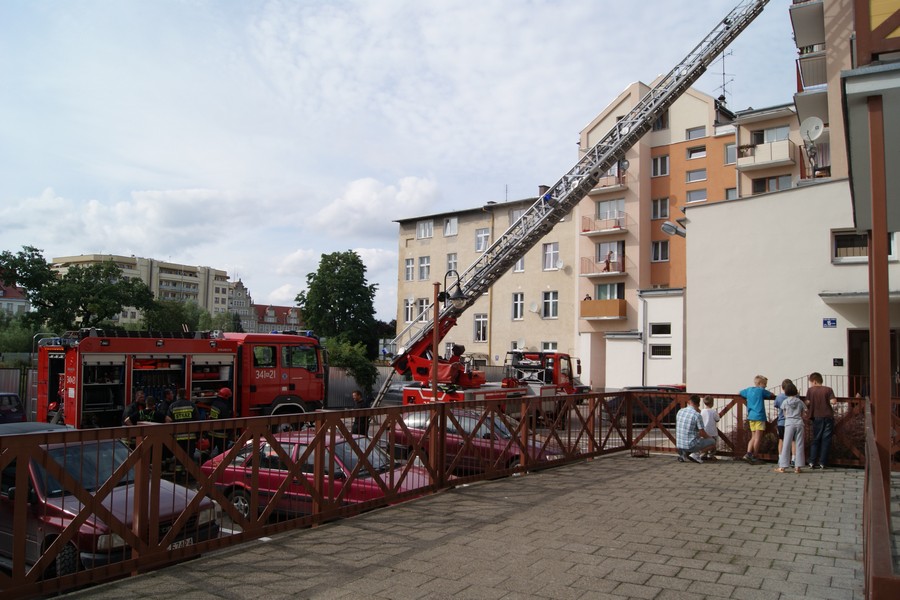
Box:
[642,291,685,387]
[604,335,643,390]
[686,179,897,393]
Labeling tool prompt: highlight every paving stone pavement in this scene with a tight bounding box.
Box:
[64,454,864,600]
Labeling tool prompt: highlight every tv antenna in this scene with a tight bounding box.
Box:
[711,51,734,102]
[799,116,824,173]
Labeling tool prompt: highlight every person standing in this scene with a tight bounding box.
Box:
[675,395,716,463]
[807,372,837,469]
[351,390,371,435]
[775,382,806,473]
[166,388,199,473]
[740,375,775,464]
[773,378,793,457]
[206,387,234,457]
[122,390,146,425]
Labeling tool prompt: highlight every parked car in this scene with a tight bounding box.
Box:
[393,409,564,474]
[201,431,429,519]
[604,385,685,427]
[0,422,219,577]
[0,393,25,424]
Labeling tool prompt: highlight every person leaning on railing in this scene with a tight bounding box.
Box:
[205,387,234,457]
[166,388,199,473]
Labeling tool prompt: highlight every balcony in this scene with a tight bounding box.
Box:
[580,298,627,320]
[789,0,824,48]
[736,139,797,171]
[590,173,627,193]
[580,256,625,277]
[797,49,826,90]
[581,212,627,236]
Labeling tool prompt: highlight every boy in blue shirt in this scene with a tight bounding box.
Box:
[740,375,775,464]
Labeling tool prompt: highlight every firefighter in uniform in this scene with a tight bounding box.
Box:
[206,387,234,457]
[166,388,199,474]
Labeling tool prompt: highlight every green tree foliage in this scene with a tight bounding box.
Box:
[0,315,36,353]
[143,300,211,332]
[295,251,378,356]
[325,338,379,395]
[0,246,155,332]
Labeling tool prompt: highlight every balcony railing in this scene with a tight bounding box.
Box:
[736,139,797,171]
[592,173,627,191]
[580,298,627,319]
[797,50,826,90]
[580,256,625,276]
[581,212,627,235]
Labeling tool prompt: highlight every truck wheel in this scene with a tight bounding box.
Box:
[228,488,251,520]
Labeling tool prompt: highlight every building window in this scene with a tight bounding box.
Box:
[474,314,488,342]
[751,125,790,144]
[652,241,669,262]
[404,258,415,281]
[513,257,525,273]
[416,220,433,239]
[404,300,415,323]
[542,242,560,270]
[597,198,624,223]
[475,228,490,252]
[417,298,429,322]
[686,126,706,140]
[686,169,707,183]
[542,291,559,319]
[650,322,672,336]
[832,231,896,263]
[595,282,624,300]
[418,256,430,280]
[725,143,737,164]
[650,345,672,358]
[443,217,458,237]
[686,189,707,203]
[651,155,669,177]
[597,241,623,268]
[512,293,524,320]
[725,187,738,200]
[752,175,792,194]
[652,110,669,131]
[652,198,669,220]
[687,146,706,159]
[509,208,525,226]
[541,341,558,351]
[446,253,457,273]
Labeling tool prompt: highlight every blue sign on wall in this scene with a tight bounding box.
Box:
[823,318,837,328]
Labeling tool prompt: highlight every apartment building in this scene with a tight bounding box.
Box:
[52,254,230,324]
[228,279,256,332]
[685,0,900,395]
[0,285,29,317]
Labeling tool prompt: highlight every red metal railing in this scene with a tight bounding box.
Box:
[863,399,900,599]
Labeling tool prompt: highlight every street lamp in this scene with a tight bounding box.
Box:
[660,220,687,238]
[432,270,467,402]
[437,270,467,309]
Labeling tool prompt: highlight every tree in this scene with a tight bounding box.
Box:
[325,338,379,396]
[0,246,155,332]
[143,300,212,332]
[295,251,378,356]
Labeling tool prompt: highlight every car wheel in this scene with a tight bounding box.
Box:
[228,488,252,520]
[508,456,522,476]
[44,541,78,578]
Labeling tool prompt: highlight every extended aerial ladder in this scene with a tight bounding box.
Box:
[374,0,769,406]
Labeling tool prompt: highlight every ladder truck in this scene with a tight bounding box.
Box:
[375,0,770,407]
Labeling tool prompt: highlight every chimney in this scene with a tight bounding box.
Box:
[538,185,550,197]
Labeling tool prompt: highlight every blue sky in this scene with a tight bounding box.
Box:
[0,0,796,320]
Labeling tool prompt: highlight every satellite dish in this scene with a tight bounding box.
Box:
[799,116,824,141]
[529,302,539,313]
[555,259,565,270]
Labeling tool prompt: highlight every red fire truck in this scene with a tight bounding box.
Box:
[36,329,328,428]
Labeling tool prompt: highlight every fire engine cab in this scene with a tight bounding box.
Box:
[36,329,328,428]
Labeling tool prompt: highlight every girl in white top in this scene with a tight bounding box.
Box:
[699,395,720,460]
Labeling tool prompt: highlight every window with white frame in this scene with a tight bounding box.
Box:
[652,110,669,131]
[686,125,706,140]
[443,217,458,237]
[541,341,558,351]
[512,292,524,320]
[652,198,669,220]
[444,342,455,359]
[404,258,414,281]
[416,220,433,239]
[752,175,791,194]
[513,257,525,273]
[597,241,623,268]
[687,145,706,159]
[650,322,672,336]
[446,252,457,273]
[650,345,672,358]
[595,282,625,300]
[686,189,707,203]
[686,168,707,183]
[832,231,896,263]
[509,208,525,226]
[652,240,669,262]
[542,291,558,319]
[418,256,430,280]
[751,125,790,144]
[542,242,560,270]
[475,228,490,252]
[651,155,669,177]
[725,143,737,164]
[596,198,624,223]
[403,299,415,323]
[474,314,488,342]
[417,298,429,322]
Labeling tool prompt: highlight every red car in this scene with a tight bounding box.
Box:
[393,409,564,474]
[201,431,429,519]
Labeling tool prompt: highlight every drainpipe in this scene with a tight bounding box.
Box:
[640,294,648,386]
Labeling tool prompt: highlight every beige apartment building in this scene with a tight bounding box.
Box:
[52,254,231,325]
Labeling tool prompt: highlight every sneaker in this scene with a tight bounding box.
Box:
[677,455,685,462]
[743,453,756,464]
[687,453,703,464]
[811,464,823,470]
[789,461,794,468]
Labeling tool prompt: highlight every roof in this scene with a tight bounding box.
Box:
[394,196,540,224]
[252,304,304,326]
[0,285,27,300]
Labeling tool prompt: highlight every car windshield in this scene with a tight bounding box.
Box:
[33,440,134,498]
[333,438,395,477]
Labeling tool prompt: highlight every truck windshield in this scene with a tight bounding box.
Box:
[33,440,134,498]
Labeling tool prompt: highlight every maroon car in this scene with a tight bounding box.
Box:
[201,431,429,519]
[393,409,564,474]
